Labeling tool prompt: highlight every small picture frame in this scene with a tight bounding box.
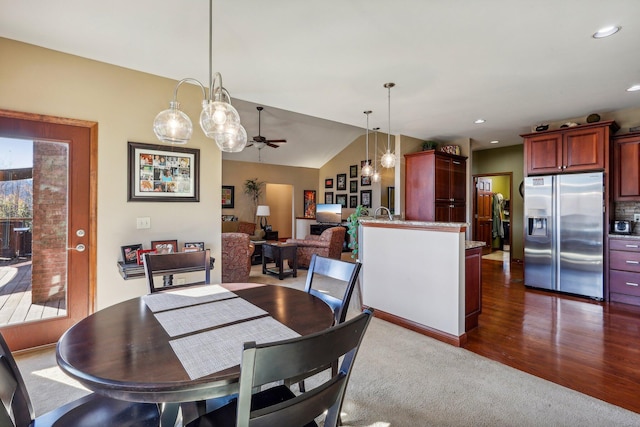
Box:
[336,173,347,191]
[350,164,358,178]
[184,242,205,252]
[222,185,234,209]
[336,194,347,208]
[361,175,371,186]
[350,180,358,193]
[360,190,372,208]
[136,248,156,265]
[325,178,334,189]
[325,192,334,204]
[121,243,143,264]
[303,190,316,219]
[151,239,178,254]
[349,195,358,208]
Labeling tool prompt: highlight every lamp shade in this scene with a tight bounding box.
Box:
[256,205,271,217]
[153,101,193,144]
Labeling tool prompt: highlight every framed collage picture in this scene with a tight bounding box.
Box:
[350,164,358,178]
[349,195,358,208]
[127,141,199,202]
[350,180,358,193]
[360,190,372,208]
[325,178,334,188]
[222,185,234,208]
[325,192,334,204]
[336,173,347,191]
[336,194,347,208]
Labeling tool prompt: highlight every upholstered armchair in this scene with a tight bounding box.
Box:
[221,233,255,283]
[285,226,346,269]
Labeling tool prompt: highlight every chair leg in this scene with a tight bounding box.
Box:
[298,380,306,393]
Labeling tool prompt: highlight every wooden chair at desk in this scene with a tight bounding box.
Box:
[143,249,211,293]
[186,309,373,427]
[0,332,160,427]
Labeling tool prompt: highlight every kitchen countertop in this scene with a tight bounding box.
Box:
[609,234,640,239]
[465,241,486,250]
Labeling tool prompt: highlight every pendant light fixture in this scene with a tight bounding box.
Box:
[153,0,247,152]
[361,111,373,177]
[372,127,381,183]
[381,82,397,168]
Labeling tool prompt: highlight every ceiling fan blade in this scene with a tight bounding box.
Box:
[266,143,281,148]
[266,139,287,143]
[246,143,254,147]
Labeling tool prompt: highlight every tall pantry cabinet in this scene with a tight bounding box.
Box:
[405,150,467,222]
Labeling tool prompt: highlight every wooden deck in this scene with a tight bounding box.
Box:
[0,258,66,326]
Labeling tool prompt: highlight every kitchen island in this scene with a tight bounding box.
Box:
[358,218,484,346]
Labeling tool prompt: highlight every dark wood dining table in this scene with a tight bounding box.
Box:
[56,282,334,418]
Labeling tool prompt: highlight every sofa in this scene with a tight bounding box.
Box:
[285,226,346,269]
[221,233,255,283]
[222,220,264,240]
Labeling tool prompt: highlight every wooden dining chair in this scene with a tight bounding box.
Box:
[185,309,373,427]
[143,249,211,293]
[304,254,362,325]
[0,332,160,427]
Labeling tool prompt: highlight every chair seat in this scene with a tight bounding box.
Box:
[33,392,161,427]
[186,385,318,427]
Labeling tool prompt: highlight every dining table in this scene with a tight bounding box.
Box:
[55,282,334,425]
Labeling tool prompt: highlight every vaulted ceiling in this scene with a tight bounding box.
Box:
[1,0,639,168]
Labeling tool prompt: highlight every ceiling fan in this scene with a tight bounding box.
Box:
[247,106,287,149]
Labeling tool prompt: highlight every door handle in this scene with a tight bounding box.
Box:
[625,260,639,264]
[625,244,639,248]
[68,244,86,252]
[625,282,639,287]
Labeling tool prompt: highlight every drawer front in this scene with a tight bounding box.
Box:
[610,270,640,297]
[609,239,640,252]
[610,250,640,272]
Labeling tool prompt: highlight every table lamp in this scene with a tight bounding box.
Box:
[256,205,271,230]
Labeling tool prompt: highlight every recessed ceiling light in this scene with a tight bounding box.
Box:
[490,140,499,144]
[592,25,621,39]
[627,84,640,92]
[474,119,486,124]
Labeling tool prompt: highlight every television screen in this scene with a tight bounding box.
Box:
[316,203,342,224]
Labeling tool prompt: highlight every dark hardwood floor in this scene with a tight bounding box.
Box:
[464,259,640,414]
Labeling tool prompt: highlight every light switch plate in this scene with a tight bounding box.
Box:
[136,217,151,229]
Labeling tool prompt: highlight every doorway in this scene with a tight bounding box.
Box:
[0,110,96,351]
[265,183,293,240]
[473,173,512,263]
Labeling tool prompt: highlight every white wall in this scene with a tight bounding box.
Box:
[0,38,222,309]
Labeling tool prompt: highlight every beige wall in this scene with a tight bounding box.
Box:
[265,183,293,239]
[221,159,318,235]
[0,37,222,308]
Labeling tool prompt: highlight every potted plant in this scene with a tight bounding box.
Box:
[243,178,265,222]
[347,205,368,259]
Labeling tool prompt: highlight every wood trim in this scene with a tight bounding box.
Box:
[365,306,467,347]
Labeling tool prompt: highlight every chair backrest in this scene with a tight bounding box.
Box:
[0,333,34,427]
[305,254,362,325]
[236,309,373,427]
[221,233,254,283]
[143,249,211,293]
[320,227,346,259]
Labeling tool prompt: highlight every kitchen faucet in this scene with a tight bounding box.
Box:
[374,206,393,221]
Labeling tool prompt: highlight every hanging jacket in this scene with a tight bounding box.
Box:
[492,193,504,239]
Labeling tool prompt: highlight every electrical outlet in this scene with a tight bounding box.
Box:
[136,217,151,229]
[634,214,640,223]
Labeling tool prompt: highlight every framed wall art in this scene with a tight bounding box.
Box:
[324,178,334,189]
[127,141,199,202]
[303,190,317,218]
[336,173,347,191]
[350,164,358,178]
[325,192,334,204]
[360,190,372,208]
[349,195,358,208]
[361,175,371,186]
[222,185,234,208]
[350,180,358,193]
[336,194,347,208]
[184,242,205,252]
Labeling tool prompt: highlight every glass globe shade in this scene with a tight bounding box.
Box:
[372,171,381,182]
[200,101,241,138]
[153,101,193,144]
[381,149,396,168]
[214,124,248,153]
[361,163,373,177]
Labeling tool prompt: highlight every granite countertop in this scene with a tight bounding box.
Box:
[359,218,469,228]
[465,240,487,250]
[609,233,640,240]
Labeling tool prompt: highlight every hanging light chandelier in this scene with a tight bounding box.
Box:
[153,0,247,152]
[372,127,381,183]
[381,82,397,168]
[361,111,373,177]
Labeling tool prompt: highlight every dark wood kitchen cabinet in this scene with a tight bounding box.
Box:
[465,245,482,331]
[609,237,640,306]
[405,150,467,222]
[613,131,640,201]
[521,121,618,176]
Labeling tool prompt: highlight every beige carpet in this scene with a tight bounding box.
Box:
[14,262,640,426]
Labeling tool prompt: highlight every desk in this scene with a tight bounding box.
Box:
[56,283,333,405]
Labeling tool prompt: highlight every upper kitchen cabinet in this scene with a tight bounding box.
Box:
[522,121,619,176]
[405,150,467,222]
[613,131,640,201]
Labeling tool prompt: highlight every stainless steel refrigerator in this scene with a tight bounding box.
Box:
[524,172,604,299]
